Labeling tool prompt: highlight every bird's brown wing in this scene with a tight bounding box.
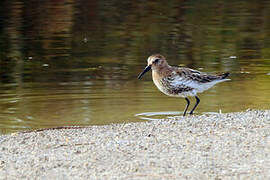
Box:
[174,67,227,83]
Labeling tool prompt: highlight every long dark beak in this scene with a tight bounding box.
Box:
[138,65,151,79]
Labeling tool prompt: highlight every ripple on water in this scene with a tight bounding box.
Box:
[135,111,223,121]
[135,111,182,121]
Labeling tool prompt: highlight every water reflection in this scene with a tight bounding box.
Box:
[0,0,270,133]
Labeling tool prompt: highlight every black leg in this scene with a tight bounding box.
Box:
[189,96,200,115]
[183,97,190,116]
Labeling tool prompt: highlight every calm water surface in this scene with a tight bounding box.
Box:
[1,0,270,133]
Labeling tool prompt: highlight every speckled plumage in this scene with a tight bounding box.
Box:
[138,54,230,116]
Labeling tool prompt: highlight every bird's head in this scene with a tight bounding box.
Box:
[138,54,168,79]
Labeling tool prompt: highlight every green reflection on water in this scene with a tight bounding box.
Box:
[0,0,270,134]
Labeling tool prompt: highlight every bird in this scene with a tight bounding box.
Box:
[138,54,230,116]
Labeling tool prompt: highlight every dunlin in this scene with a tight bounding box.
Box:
[138,54,230,116]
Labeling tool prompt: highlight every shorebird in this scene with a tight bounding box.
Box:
[138,54,230,116]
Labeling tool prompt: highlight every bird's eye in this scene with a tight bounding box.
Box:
[154,59,160,63]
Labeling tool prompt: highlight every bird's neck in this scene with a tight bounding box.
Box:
[152,65,172,79]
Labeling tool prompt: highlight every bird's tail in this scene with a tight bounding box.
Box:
[219,72,230,79]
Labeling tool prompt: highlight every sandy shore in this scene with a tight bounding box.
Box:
[0,110,270,179]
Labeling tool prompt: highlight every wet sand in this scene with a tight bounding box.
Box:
[0,110,270,179]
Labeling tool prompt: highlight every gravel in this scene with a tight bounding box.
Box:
[0,110,270,179]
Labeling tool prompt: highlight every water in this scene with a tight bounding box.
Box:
[1,0,270,134]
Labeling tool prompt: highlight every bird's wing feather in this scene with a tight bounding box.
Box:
[169,67,225,88]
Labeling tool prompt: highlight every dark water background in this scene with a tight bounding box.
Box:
[1,0,270,134]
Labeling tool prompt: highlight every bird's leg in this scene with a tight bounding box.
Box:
[183,97,190,116]
[189,96,200,115]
